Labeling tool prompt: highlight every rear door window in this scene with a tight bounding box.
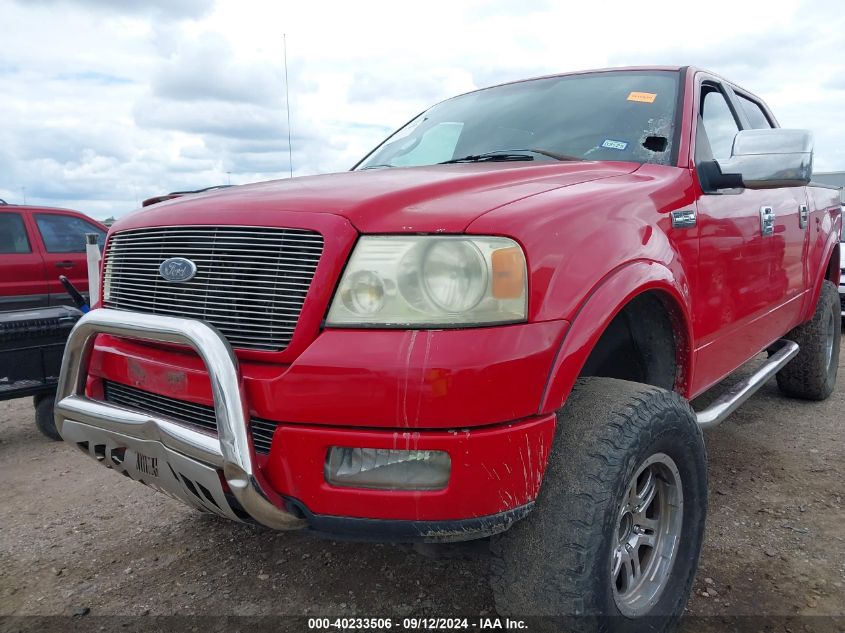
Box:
[0,213,31,253]
[34,213,106,253]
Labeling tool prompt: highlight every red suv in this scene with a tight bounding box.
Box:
[0,203,107,311]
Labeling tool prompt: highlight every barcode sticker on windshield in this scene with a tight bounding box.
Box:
[601,139,628,150]
[627,91,657,103]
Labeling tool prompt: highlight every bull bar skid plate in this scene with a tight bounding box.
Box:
[53,308,306,530]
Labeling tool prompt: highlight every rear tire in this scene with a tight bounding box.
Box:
[776,280,840,401]
[34,392,62,441]
[490,377,707,633]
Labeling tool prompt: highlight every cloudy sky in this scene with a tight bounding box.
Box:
[1,0,843,220]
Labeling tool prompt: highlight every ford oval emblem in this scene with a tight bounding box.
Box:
[159,257,197,283]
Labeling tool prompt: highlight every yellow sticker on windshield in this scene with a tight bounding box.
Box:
[627,91,657,103]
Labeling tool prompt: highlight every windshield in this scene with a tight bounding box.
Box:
[355,71,679,169]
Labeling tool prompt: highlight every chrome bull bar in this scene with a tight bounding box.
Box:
[54,308,305,530]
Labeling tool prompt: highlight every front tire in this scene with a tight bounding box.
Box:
[490,377,708,633]
[776,280,840,401]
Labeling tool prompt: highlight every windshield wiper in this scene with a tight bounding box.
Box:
[439,149,582,164]
[440,152,534,164]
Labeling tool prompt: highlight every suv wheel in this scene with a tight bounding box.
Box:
[776,280,840,401]
[490,377,707,633]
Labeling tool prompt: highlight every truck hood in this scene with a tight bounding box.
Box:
[115,161,639,234]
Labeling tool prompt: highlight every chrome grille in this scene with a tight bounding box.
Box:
[102,381,278,454]
[102,226,323,351]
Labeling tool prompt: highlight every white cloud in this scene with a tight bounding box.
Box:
[1,0,843,219]
[25,0,214,18]
[150,33,287,106]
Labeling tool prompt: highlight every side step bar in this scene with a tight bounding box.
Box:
[695,339,799,430]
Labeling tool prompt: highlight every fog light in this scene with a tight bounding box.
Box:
[325,447,450,490]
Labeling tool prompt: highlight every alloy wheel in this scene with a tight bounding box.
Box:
[611,452,684,617]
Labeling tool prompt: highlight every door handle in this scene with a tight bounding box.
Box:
[671,209,697,228]
[54,261,75,268]
[759,206,775,237]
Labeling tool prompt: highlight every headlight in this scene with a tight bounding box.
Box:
[326,236,527,327]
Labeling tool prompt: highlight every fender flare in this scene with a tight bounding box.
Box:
[809,231,841,311]
[537,259,694,415]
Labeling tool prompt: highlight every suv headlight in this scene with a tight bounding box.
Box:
[326,236,527,327]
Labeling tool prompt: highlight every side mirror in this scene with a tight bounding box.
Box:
[707,129,813,190]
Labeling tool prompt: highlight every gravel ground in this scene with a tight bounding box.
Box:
[0,337,843,632]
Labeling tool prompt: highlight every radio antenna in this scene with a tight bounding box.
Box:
[283,33,293,178]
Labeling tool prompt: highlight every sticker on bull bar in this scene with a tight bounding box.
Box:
[136,453,159,478]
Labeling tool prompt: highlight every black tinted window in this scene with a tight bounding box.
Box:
[0,213,31,254]
[700,89,739,160]
[35,213,105,253]
[358,71,680,168]
[737,95,772,129]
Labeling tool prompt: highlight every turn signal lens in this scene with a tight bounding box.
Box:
[325,447,451,490]
[491,246,526,299]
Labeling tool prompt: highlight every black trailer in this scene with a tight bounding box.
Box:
[0,306,82,439]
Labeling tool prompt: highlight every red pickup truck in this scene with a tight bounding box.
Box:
[54,67,841,630]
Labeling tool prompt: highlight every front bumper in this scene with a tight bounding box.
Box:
[55,309,305,530]
[56,309,557,540]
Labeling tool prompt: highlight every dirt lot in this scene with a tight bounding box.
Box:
[1,338,843,631]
